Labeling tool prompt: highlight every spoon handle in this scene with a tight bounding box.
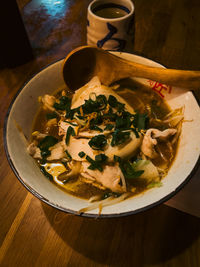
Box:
[127,61,200,89]
[108,52,200,89]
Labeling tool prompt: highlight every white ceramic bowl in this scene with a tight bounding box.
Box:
[4,52,200,217]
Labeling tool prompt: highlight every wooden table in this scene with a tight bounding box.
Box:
[0,0,200,266]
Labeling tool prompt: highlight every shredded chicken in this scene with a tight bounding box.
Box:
[81,162,126,193]
[57,161,81,181]
[27,142,41,159]
[47,142,66,161]
[141,128,177,158]
[41,94,56,111]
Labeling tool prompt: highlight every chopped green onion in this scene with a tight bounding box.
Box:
[104,124,114,131]
[88,134,107,150]
[65,150,72,160]
[119,161,144,179]
[53,96,71,111]
[65,126,75,145]
[86,153,108,172]
[38,136,58,151]
[113,155,122,163]
[78,151,86,158]
[111,129,130,146]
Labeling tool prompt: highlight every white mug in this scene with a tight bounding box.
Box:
[87,0,135,51]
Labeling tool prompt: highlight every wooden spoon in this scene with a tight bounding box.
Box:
[63,45,200,91]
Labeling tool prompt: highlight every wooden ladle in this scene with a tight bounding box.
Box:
[63,45,200,91]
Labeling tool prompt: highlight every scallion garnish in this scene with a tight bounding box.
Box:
[86,153,108,172]
[111,129,130,146]
[88,134,107,150]
[78,151,86,158]
[65,150,72,160]
[38,136,58,159]
[53,96,71,111]
[65,126,75,145]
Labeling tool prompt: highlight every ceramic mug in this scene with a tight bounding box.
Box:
[87,0,135,51]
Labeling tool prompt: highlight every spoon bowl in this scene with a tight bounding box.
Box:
[63,45,200,91]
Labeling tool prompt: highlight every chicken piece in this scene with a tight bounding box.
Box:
[80,175,106,190]
[63,137,96,161]
[71,76,135,115]
[151,128,177,140]
[58,121,79,136]
[41,94,56,111]
[27,142,41,159]
[57,161,81,181]
[47,142,66,161]
[141,128,177,158]
[59,77,143,162]
[81,162,126,193]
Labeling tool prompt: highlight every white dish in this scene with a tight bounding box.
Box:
[4,52,200,217]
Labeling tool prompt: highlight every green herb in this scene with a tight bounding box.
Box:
[38,136,58,159]
[108,95,125,112]
[65,126,75,145]
[113,155,122,163]
[88,134,107,150]
[89,117,103,132]
[78,151,86,158]
[95,153,108,162]
[40,166,53,181]
[111,129,130,146]
[65,107,80,120]
[86,155,103,171]
[131,128,140,138]
[89,115,103,131]
[53,96,71,111]
[86,154,108,172]
[104,124,114,131]
[96,94,107,109]
[102,111,117,121]
[46,112,58,120]
[108,95,118,107]
[81,94,107,114]
[119,161,144,179]
[41,150,51,158]
[38,136,58,151]
[64,121,78,126]
[65,150,72,160]
[90,125,103,132]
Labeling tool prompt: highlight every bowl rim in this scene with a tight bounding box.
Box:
[3,55,200,218]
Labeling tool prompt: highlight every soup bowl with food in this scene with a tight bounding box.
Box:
[4,52,200,217]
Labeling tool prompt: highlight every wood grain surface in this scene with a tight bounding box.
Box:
[0,0,200,266]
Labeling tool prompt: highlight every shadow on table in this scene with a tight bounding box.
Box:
[42,203,200,265]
